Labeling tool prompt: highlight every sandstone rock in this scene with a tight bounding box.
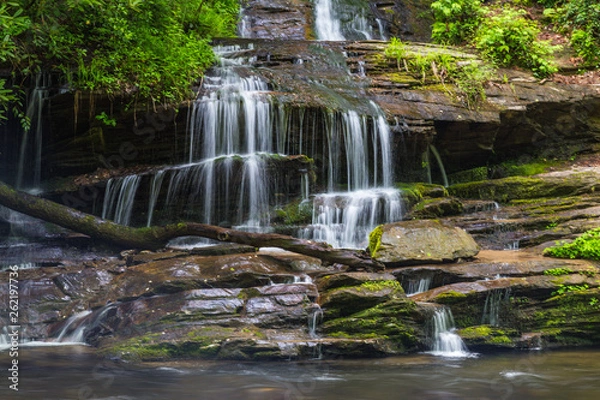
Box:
[371,220,480,266]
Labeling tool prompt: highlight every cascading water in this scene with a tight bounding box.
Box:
[406,275,433,296]
[97,42,402,248]
[54,310,93,343]
[308,304,323,339]
[302,104,402,249]
[313,0,385,41]
[481,288,511,327]
[16,73,50,191]
[429,308,473,358]
[102,175,141,226]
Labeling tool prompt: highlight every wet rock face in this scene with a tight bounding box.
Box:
[372,220,480,266]
[241,0,311,39]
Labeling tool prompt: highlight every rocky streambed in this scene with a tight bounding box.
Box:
[2,164,599,361]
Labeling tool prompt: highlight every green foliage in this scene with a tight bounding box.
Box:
[543,228,600,261]
[547,0,600,66]
[431,0,483,45]
[384,37,407,70]
[95,111,117,127]
[0,2,32,125]
[475,6,558,78]
[1,0,239,114]
[452,61,495,109]
[543,267,573,276]
[552,283,589,296]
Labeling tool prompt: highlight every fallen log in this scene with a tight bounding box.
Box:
[0,180,384,272]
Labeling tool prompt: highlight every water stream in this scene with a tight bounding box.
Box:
[3,347,600,400]
[429,308,473,358]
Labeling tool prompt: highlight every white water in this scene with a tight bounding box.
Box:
[54,310,93,343]
[481,288,511,326]
[102,175,141,225]
[16,73,50,190]
[308,304,323,339]
[313,0,383,41]
[314,0,345,40]
[429,308,473,358]
[406,275,433,296]
[304,188,402,249]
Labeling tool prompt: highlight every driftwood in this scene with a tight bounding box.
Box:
[0,180,384,271]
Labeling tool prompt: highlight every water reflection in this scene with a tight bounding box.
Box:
[1,347,600,399]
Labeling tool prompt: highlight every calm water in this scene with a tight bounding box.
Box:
[1,346,600,400]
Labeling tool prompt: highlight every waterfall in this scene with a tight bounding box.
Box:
[302,104,402,249]
[308,304,323,339]
[54,310,93,343]
[97,41,402,248]
[16,73,50,190]
[406,275,433,296]
[314,0,345,40]
[313,0,383,41]
[429,308,472,358]
[481,288,511,327]
[101,175,141,226]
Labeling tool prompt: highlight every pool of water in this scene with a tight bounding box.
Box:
[2,346,600,400]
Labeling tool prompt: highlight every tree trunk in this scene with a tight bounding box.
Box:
[0,180,384,272]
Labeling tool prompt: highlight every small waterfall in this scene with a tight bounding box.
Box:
[101,175,141,225]
[54,310,93,343]
[429,308,472,358]
[302,105,402,249]
[305,188,402,249]
[16,73,50,190]
[308,304,323,339]
[481,288,511,327]
[0,326,10,351]
[146,169,166,227]
[53,304,116,344]
[406,275,433,296]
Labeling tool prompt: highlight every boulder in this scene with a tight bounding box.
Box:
[370,220,480,266]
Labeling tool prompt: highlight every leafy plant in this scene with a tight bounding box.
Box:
[544,267,573,276]
[544,228,600,261]
[431,0,483,45]
[452,61,495,109]
[384,37,408,71]
[0,0,240,118]
[474,6,558,78]
[551,0,600,66]
[552,283,589,296]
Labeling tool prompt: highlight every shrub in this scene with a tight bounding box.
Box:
[474,6,558,78]
[431,0,483,45]
[543,228,600,261]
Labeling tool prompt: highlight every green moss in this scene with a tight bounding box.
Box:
[544,268,574,276]
[273,198,313,225]
[359,280,403,293]
[434,290,468,304]
[368,225,384,258]
[459,325,516,346]
[448,175,584,203]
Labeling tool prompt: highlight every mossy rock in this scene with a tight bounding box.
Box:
[460,325,517,348]
[319,280,405,319]
[409,197,464,219]
[370,220,479,266]
[448,173,599,203]
[321,298,422,353]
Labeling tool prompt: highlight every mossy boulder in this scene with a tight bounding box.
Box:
[370,220,480,266]
[448,172,600,203]
[408,197,464,219]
